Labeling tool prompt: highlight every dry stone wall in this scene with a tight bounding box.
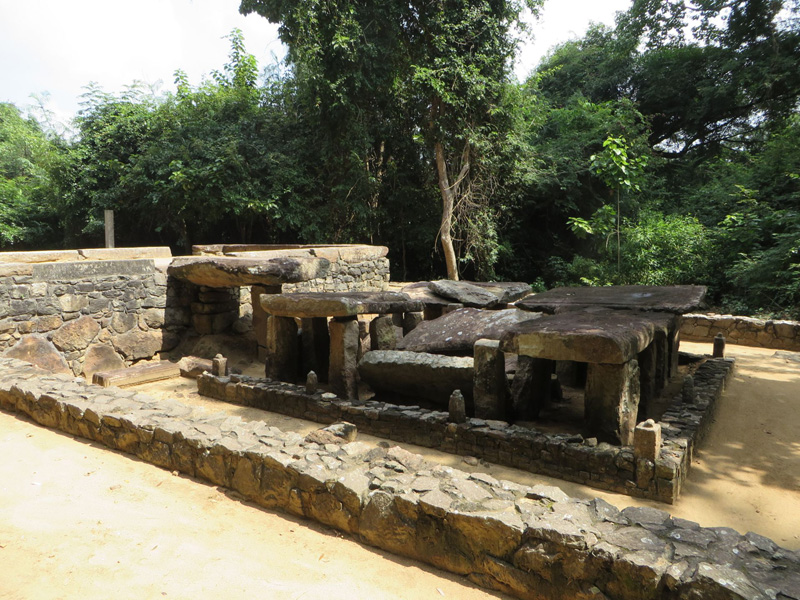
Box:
[197,358,735,504]
[681,313,800,351]
[1,357,796,600]
[0,259,191,376]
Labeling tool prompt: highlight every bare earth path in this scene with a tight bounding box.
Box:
[0,342,798,599]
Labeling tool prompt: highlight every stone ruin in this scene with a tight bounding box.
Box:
[1,244,798,600]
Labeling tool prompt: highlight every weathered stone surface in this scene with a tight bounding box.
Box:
[261,291,422,319]
[51,315,101,352]
[585,360,640,445]
[168,256,330,287]
[82,344,125,379]
[358,350,473,406]
[369,314,401,350]
[517,284,707,315]
[1,336,71,374]
[429,280,503,308]
[449,389,467,423]
[397,307,542,356]
[473,339,507,420]
[509,356,553,421]
[501,309,671,364]
[32,259,156,281]
[112,329,164,360]
[634,419,662,462]
[265,316,298,382]
[329,317,360,399]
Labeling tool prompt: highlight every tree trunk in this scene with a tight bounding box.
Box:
[435,141,461,281]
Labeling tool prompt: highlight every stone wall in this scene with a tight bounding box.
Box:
[0,357,796,600]
[681,313,800,351]
[0,257,191,376]
[197,357,735,504]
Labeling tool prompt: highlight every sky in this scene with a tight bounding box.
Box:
[0,0,631,127]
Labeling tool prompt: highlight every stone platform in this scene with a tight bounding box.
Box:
[2,357,796,600]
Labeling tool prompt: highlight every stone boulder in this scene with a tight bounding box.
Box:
[2,336,70,374]
[51,315,100,352]
[82,344,125,380]
[112,329,164,361]
[167,256,330,287]
[358,350,473,407]
[397,307,542,356]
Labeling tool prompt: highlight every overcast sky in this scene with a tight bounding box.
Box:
[0,0,630,125]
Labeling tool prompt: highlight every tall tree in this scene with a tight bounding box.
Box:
[240,0,542,279]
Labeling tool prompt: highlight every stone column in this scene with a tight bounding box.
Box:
[252,285,282,362]
[473,339,507,420]
[510,356,553,421]
[584,359,640,446]
[265,315,298,382]
[637,342,657,420]
[669,319,681,378]
[403,311,424,335]
[653,330,669,391]
[328,316,360,400]
[301,317,330,382]
[369,315,399,350]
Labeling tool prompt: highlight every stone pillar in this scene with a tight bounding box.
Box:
[301,317,329,383]
[713,332,726,358]
[252,285,282,362]
[510,356,553,421]
[634,419,662,461]
[328,316,360,400]
[265,315,298,382]
[473,339,507,420]
[585,359,640,446]
[637,342,657,420]
[668,320,681,378]
[653,330,669,391]
[449,389,467,423]
[423,305,444,321]
[369,315,399,350]
[403,311,424,335]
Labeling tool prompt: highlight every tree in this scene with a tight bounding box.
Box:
[240,0,543,279]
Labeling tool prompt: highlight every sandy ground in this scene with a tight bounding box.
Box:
[0,341,798,599]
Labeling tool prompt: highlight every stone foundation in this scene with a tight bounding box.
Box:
[197,357,735,504]
[682,313,800,351]
[1,357,796,600]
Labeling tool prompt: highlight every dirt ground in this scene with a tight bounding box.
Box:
[0,341,798,599]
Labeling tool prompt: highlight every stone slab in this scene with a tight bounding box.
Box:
[516,285,707,315]
[93,361,181,387]
[260,292,422,319]
[430,280,532,307]
[397,307,543,356]
[168,256,330,287]
[78,247,172,261]
[500,310,674,364]
[32,259,156,281]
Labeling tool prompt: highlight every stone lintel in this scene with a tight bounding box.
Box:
[260,292,422,319]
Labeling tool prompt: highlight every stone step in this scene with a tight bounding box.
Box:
[93,361,180,387]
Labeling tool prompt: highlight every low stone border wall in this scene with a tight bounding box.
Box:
[0,357,796,600]
[681,313,800,351]
[197,358,735,504]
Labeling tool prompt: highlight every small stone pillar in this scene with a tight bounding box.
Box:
[265,315,299,382]
[369,315,400,350]
[473,339,507,420]
[212,353,227,376]
[403,311,424,335]
[669,322,681,378]
[585,360,640,446]
[449,389,467,423]
[634,419,662,461]
[253,285,282,361]
[682,375,695,404]
[510,356,553,421]
[328,316,360,400]
[306,371,318,394]
[301,317,330,382]
[713,332,726,358]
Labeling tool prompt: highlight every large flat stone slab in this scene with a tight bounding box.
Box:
[260,292,422,319]
[168,256,330,287]
[397,307,543,355]
[516,285,707,314]
[429,280,532,308]
[501,310,674,364]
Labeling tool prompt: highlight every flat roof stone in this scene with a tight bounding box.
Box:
[500,309,676,363]
[516,285,707,314]
[260,291,423,318]
[168,256,330,287]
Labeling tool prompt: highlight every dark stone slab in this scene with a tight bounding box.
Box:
[260,292,422,319]
[429,280,503,308]
[516,285,707,315]
[500,309,674,364]
[168,256,330,287]
[396,307,543,356]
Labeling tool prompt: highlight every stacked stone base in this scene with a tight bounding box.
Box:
[197,358,735,504]
[0,357,796,600]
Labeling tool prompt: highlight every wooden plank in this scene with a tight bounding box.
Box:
[93,362,180,388]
